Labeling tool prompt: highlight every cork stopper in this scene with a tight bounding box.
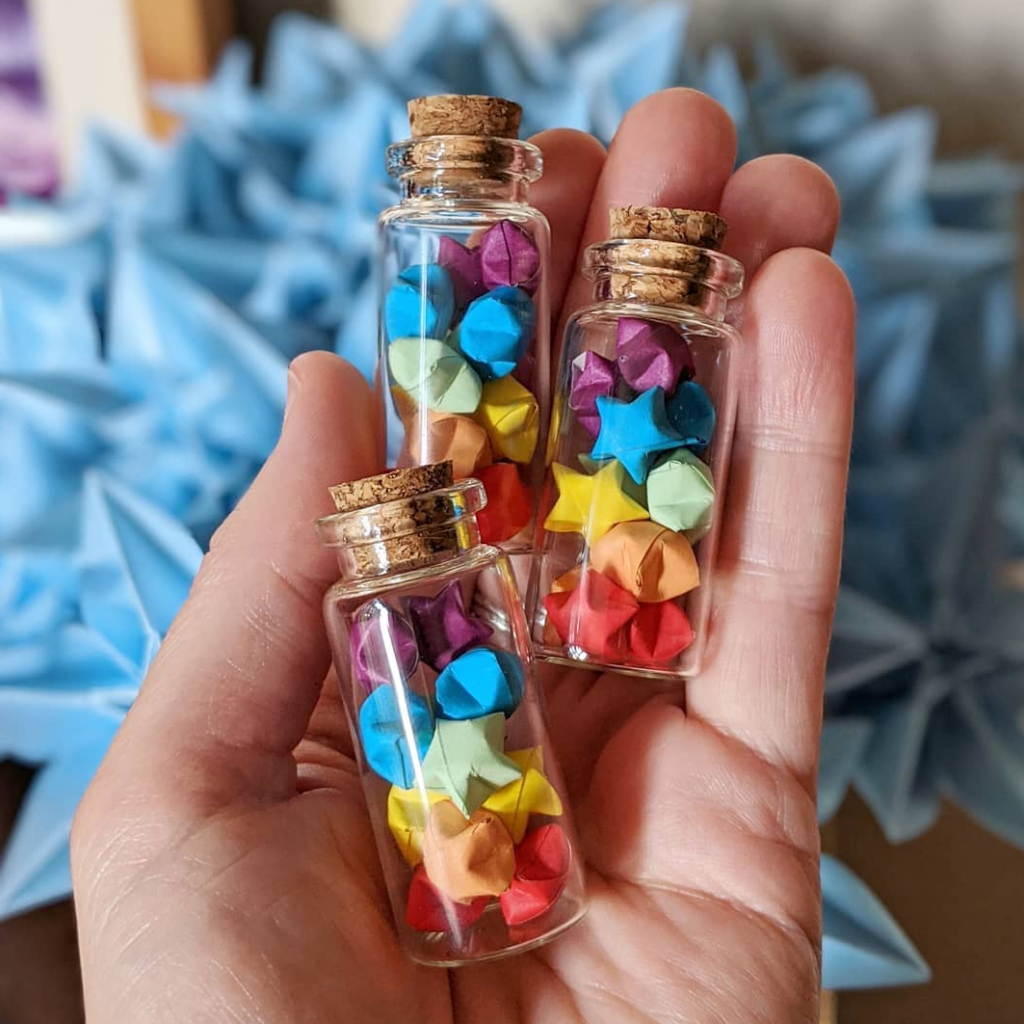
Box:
[326,462,471,576]
[609,206,727,250]
[408,95,522,139]
[603,206,728,305]
[329,463,453,513]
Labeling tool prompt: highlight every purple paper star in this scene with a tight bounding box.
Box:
[408,582,493,671]
[569,350,617,437]
[349,600,419,691]
[616,317,695,392]
[479,220,540,291]
[438,235,485,310]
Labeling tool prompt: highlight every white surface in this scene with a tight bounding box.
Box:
[29,0,147,179]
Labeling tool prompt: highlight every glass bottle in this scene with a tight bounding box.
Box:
[379,94,551,563]
[528,206,745,679]
[315,461,585,966]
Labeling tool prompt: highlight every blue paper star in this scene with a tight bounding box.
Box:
[591,387,683,484]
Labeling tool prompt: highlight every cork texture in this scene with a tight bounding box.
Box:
[329,462,453,513]
[408,95,522,139]
[605,238,709,305]
[328,462,462,574]
[609,206,727,250]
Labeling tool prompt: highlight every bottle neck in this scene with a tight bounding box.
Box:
[399,173,530,204]
[387,135,541,206]
[583,239,744,321]
[315,480,486,584]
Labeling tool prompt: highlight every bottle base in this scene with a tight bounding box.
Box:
[534,644,697,682]
[407,894,588,968]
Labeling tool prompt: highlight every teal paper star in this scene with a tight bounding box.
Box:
[421,713,522,816]
[591,387,684,484]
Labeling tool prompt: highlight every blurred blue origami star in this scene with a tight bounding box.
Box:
[7,0,1022,990]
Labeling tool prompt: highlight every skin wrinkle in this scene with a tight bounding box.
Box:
[576,885,776,1024]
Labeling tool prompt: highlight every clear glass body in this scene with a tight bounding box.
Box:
[378,136,551,560]
[318,483,585,966]
[528,241,744,679]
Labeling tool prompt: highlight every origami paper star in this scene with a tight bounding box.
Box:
[482,746,564,843]
[349,599,419,691]
[387,784,445,865]
[358,685,435,789]
[388,337,482,414]
[499,823,572,926]
[454,286,535,380]
[398,409,492,479]
[543,461,649,544]
[588,521,699,601]
[591,387,684,484]
[422,800,515,900]
[475,375,539,463]
[664,381,716,453]
[421,713,522,816]
[438,235,485,310]
[543,567,638,660]
[646,447,715,540]
[408,581,493,671]
[568,350,617,437]
[384,262,455,341]
[474,462,532,544]
[478,220,540,291]
[405,864,489,934]
[435,646,524,720]
[616,317,695,392]
[629,600,695,664]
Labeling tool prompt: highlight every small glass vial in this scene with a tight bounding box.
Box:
[316,461,585,966]
[528,206,745,679]
[379,94,551,558]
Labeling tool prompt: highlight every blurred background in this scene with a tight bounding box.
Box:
[2,1,1023,1022]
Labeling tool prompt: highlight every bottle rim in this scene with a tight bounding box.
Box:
[315,478,487,549]
[386,135,543,184]
[583,238,745,299]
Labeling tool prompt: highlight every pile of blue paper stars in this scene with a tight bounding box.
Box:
[3,0,1022,990]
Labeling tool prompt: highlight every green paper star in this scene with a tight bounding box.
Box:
[421,713,522,816]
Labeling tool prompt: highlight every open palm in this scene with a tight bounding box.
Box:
[71,90,853,1024]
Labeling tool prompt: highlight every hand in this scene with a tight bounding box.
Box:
[71,90,853,1024]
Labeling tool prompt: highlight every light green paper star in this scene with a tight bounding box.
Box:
[421,713,522,816]
[646,447,715,540]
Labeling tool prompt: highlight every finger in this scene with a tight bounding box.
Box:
[719,154,841,280]
[687,249,855,789]
[527,128,607,319]
[119,352,383,805]
[556,88,738,346]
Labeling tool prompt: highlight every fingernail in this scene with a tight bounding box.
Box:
[284,368,300,427]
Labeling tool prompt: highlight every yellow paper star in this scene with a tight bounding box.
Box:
[387,785,446,865]
[482,747,563,843]
[546,392,564,466]
[475,376,539,463]
[543,460,649,544]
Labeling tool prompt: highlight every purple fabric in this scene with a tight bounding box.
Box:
[408,581,493,671]
[616,317,695,393]
[569,350,617,437]
[479,220,540,291]
[438,234,485,310]
[350,601,419,691]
